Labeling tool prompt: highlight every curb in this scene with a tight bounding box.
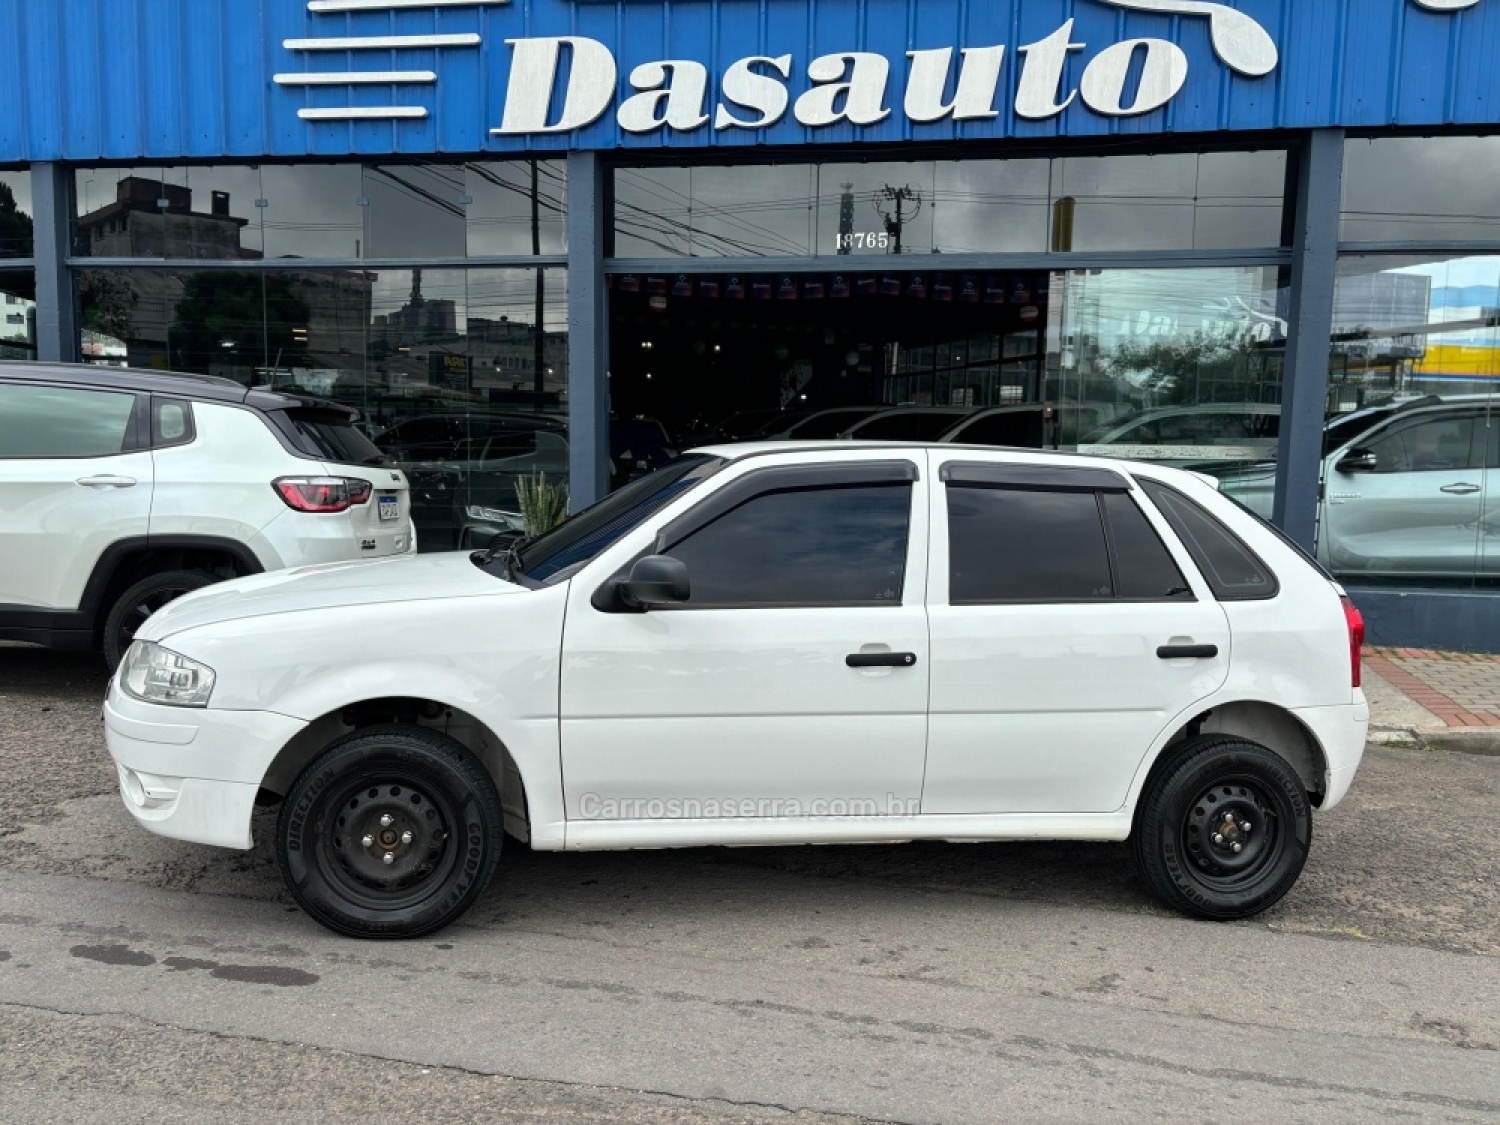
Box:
[1370,726,1500,757]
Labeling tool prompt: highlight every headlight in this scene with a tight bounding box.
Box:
[465,505,524,529]
[119,642,216,707]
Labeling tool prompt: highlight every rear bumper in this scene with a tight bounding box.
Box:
[1293,696,1370,810]
[103,688,305,850]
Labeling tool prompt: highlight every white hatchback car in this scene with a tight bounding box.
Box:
[103,443,1370,939]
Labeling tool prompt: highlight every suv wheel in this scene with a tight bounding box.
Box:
[1131,735,1312,921]
[103,570,218,671]
[276,725,504,939]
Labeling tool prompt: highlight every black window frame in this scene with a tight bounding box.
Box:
[1137,479,1281,602]
[941,465,1195,606]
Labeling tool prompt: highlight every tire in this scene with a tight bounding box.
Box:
[1131,735,1312,921]
[103,569,218,671]
[276,725,504,940]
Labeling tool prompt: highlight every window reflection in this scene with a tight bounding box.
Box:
[76,266,568,551]
[0,170,34,258]
[0,271,36,359]
[1343,138,1500,243]
[612,151,1287,259]
[73,162,566,261]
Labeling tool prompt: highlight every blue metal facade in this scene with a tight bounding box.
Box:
[2,0,1500,165]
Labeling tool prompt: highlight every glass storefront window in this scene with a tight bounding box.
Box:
[1321,255,1500,588]
[0,270,36,359]
[1051,152,1287,252]
[613,151,1286,259]
[74,163,566,262]
[1343,138,1500,244]
[1056,266,1288,466]
[76,266,568,550]
[1,170,33,259]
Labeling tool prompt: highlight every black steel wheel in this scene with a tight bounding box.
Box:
[277,725,503,939]
[1131,735,1311,921]
[103,570,217,671]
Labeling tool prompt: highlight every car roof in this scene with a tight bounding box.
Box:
[0,360,349,413]
[690,439,1204,475]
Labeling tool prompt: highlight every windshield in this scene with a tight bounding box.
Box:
[484,455,725,584]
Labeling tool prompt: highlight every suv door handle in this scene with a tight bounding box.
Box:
[846,652,919,669]
[1441,483,1482,495]
[1157,644,1219,660]
[76,475,137,489]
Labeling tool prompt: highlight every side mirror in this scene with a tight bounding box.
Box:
[619,555,690,610]
[593,555,691,613]
[1337,449,1378,474]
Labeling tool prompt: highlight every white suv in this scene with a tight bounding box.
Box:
[103,443,1369,939]
[0,362,414,668]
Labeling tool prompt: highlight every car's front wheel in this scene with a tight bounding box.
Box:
[1131,735,1312,921]
[276,725,504,939]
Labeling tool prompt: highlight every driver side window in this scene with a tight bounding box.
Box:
[1366,416,1478,473]
[665,484,913,608]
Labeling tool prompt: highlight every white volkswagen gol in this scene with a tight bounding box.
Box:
[103,444,1370,939]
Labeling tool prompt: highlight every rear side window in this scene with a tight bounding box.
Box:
[0,383,137,458]
[1100,492,1193,600]
[948,488,1114,603]
[1138,480,1279,601]
[278,408,387,466]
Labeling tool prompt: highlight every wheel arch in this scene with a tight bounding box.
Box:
[83,535,266,640]
[1130,699,1330,815]
[261,696,536,846]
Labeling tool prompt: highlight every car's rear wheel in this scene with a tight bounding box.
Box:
[103,569,217,671]
[276,725,503,939]
[1131,735,1311,921]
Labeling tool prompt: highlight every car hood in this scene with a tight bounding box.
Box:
[139,552,520,642]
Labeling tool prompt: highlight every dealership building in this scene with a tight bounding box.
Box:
[4,0,1500,647]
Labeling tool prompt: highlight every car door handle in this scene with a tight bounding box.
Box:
[76,475,137,489]
[846,652,919,669]
[1157,644,1219,660]
[1441,483,1482,495]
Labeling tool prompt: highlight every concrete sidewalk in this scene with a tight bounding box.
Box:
[1364,647,1500,755]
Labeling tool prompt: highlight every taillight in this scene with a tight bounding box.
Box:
[1341,595,1365,689]
[273,477,372,513]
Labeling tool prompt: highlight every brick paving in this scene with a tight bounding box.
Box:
[1364,646,1500,728]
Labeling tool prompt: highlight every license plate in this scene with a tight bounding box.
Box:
[378,495,400,522]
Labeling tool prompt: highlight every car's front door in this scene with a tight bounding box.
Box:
[559,457,930,837]
[0,381,153,612]
[1322,410,1486,578]
[922,460,1231,816]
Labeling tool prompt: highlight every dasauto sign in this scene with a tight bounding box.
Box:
[275,0,1487,135]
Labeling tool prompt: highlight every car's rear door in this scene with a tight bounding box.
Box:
[923,458,1231,816]
[0,380,153,613]
[560,456,930,837]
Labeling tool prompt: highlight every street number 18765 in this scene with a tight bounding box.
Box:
[834,231,891,251]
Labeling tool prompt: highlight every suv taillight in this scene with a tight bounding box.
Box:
[1341,595,1365,689]
[273,477,372,513]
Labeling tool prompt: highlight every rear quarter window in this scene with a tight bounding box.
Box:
[275,408,389,466]
[1138,479,1279,601]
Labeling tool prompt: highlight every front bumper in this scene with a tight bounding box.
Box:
[104,688,305,850]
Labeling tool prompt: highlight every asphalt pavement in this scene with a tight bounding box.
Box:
[2,644,1499,1123]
